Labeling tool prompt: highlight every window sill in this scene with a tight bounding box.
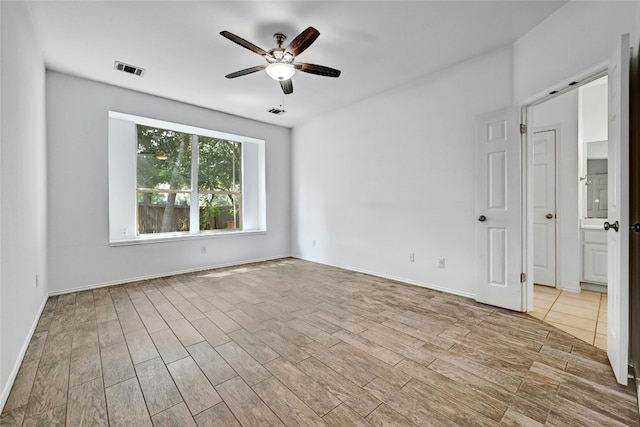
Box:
[109,229,266,247]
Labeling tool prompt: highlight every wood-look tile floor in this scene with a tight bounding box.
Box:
[1,258,638,426]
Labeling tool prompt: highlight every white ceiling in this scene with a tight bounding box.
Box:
[26,1,566,128]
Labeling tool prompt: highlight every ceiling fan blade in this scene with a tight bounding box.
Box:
[280,79,293,95]
[224,65,266,79]
[220,31,268,56]
[294,63,341,78]
[286,27,320,56]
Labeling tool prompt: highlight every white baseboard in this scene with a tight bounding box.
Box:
[293,256,476,300]
[0,295,48,413]
[48,254,292,296]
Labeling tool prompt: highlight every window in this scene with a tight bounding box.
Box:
[136,125,241,234]
[109,112,265,244]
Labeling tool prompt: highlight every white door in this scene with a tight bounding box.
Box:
[586,173,608,218]
[533,130,556,287]
[475,108,523,311]
[606,33,630,385]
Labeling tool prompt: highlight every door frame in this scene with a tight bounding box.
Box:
[521,68,608,312]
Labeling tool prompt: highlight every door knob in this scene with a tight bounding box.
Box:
[546,213,553,219]
[604,220,619,232]
[630,223,640,232]
[478,215,486,222]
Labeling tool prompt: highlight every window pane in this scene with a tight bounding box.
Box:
[198,136,242,231]
[138,192,190,233]
[137,125,192,234]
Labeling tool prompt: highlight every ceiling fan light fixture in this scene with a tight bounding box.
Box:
[266,63,295,81]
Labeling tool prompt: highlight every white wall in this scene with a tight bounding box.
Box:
[46,72,291,293]
[532,91,581,292]
[514,1,637,104]
[0,2,49,410]
[581,81,608,144]
[291,47,513,298]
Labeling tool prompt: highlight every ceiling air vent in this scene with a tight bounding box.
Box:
[268,107,286,115]
[114,61,145,77]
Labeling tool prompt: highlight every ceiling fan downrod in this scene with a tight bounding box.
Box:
[273,33,287,48]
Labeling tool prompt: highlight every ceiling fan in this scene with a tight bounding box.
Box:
[220,27,341,95]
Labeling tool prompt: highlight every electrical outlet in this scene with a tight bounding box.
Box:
[409,253,415,262]
[438,257,446,268]
[201,246,207,254]
[312,240,316,247]
[121,229,129,238]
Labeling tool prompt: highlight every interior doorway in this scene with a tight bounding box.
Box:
[528,74,609,346]
[518,34,630,386]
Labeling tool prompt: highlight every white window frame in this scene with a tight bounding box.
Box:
[108,111,266,245]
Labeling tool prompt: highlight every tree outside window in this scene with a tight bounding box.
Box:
[136,125,241,235]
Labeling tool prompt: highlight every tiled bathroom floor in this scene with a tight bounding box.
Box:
[530,284,607,349]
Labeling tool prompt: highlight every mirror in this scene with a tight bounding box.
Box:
[579,76,608,222]
[585,157,607,218]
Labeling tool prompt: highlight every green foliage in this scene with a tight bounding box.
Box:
[136,127,241,195]
[136,124,242,233]
[198,136,241,195]
[136,125,192,191]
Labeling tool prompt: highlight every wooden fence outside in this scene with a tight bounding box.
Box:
[137,204,237,234]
